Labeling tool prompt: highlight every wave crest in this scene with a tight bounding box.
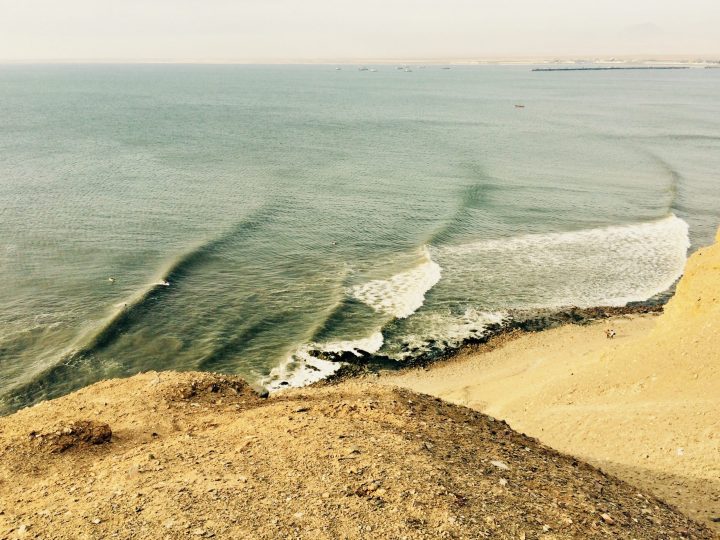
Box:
[350,248,442,318]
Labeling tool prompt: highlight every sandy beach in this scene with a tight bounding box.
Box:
[382,228,720,530]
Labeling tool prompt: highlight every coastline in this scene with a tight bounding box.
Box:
[380,228,720,531]
[0,232,717,537]
[313,302,664,387]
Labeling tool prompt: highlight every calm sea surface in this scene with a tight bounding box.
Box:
[1,65,719,412]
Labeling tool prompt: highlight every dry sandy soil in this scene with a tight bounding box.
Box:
[383,229,720,533]
[0,371,715,540]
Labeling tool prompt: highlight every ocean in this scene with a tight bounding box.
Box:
[1,64,719,413]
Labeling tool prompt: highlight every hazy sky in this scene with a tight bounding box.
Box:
[1,0,719,61]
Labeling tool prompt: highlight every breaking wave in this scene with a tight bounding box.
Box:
[432,214,690,310]
[350,247,442,319]
[263,331,384,392]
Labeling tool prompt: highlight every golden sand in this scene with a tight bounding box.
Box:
[383,228,720,529]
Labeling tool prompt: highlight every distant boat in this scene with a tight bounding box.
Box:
[335,67,342,71]
[358,66,369,71]
[404,68,413,72]
[514,104,525,109]
[441,66,451,70]
[370,68,378,72]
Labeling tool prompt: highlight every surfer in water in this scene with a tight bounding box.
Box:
[160,280,170,287]
[108,277,116,284]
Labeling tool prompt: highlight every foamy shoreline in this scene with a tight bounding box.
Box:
[381,227,720,530]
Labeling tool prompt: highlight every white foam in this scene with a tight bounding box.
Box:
[350,247,442,318]
[263,351,342,393]
[433,215,690,309]
[263,331,384,392]
[393,308,506,358]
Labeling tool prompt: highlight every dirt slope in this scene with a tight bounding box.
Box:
[0,372,713,539]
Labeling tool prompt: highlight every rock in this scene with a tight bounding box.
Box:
[33,420,112,453]
[490,460,510,471]
[91,518,101,525]
[601,513,615,525]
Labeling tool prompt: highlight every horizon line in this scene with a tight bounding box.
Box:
[1,54,720,66]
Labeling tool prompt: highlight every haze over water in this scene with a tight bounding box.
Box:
[1,64,719,413]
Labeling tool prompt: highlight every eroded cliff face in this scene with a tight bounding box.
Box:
[611,227,720,396]
[657,226,720,342]
[0,370,714,540]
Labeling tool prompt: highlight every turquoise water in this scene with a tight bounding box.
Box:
[1,65,719,412]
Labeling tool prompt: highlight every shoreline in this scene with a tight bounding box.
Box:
[379,228,720,530]
[0,232,716,536]
[314,302,665,387]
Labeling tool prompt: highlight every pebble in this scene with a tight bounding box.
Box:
[490,460,510,471]
[91,518,101,525]
[601,513,615,525]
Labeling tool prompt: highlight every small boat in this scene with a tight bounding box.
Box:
[404,68,413,72]
[370,68,377,72]
[358,66,369,71]
[441,66,451,70]
[514,104,525,109]
[335,67,342,71]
